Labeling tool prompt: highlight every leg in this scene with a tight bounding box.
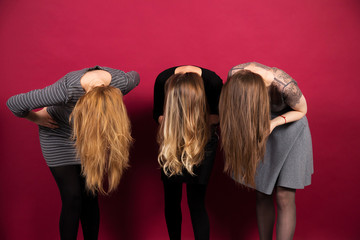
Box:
[275,187,296,240]
[256,190,275,240]
[79,175,100,240]
[50,165,83,240]
[163,181,183,240]
[186,184,209,240]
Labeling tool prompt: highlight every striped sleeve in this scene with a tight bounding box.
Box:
[7,75,68,117]
[102,67,140,95]
[123,71,140,95]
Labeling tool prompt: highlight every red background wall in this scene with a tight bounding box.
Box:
[1,0,359,239]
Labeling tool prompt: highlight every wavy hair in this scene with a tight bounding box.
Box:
[219,70,270,187]
[157,73,209,177]
[70,86,133,195]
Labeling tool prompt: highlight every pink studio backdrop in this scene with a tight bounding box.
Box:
[1,0,359,239]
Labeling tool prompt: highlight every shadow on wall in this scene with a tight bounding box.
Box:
[98,107,258,239]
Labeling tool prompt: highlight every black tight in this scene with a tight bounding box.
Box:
[50,165,99,240]
[256,187,296,240]
[163,181,209,240]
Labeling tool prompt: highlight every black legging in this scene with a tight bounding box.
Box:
[50,165,99,240]
[163,181,209,240]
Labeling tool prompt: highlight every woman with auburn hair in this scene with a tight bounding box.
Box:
[7,66,139,240]
[219,62,313,240]
[153,66,222,240]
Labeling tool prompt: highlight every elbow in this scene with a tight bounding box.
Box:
[303,107,307,116]
[299,102,307,116]
[6,97,16,115]
[130,71,140,86]
[6,96,26,118]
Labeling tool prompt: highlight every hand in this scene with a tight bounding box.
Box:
[31,108,59,129]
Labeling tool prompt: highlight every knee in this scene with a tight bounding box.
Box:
[61,189,82,211]
[164,192,182,209]
[164,194,182,213]
[276,189,296,210]
[187,191,206,212]
[256,191,272,204]
[187,196,204,212]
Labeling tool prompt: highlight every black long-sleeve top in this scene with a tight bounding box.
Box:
[153,66,223,122]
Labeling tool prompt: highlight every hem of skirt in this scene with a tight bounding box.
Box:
[46,162,81,168]
[254,173,313,195]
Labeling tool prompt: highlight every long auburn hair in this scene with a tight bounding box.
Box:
[157,72,209,177]
[71,86,133,195]
[219,70,270,187]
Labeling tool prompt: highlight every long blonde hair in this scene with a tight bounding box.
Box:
[157,73,209,177]
[219,70,270,187]
[71,86,133,195]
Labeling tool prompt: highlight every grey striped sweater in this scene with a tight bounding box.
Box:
[7,66,140,167]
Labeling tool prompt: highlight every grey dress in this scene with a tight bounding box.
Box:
[7,66,140,167]
[230,63,313,195]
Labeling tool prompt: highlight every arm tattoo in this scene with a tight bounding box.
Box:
[252,62,272,71]
[272,67,303,107]
[283,82,302,107]
[273,67,295,84]
[228,62,252,76]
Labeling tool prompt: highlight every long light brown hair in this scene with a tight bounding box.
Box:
[219,70,270,187]
[71,86,133,195]
[157,73,209,177]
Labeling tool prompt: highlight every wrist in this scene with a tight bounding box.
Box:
[25,111,39,123]
[279,115,287,124]
[271,116,284,127]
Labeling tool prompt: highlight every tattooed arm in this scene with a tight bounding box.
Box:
[270,67,307,133]
[229,62,274,84]
[229,62,308,132]
[228,62,252,76]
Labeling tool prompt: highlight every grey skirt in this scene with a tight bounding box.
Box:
[253,116,313,195]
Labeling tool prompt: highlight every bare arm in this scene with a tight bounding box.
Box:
[230,62,307,132]
[174,66,202,76]
[230,62,274,85]
[270,95,307,133]
[270,67,307,133]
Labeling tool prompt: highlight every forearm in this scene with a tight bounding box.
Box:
[272,110,306,127]
[21,108,58,129]
[24,110,39,123]
[228,63,252,76]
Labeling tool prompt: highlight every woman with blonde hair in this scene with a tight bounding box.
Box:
[7,66,139,240]
[153,66,222,240]
[219,62,313,240]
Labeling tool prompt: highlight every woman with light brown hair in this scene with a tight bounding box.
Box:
[153,66,222,240]
[7,66,139,240]
[219,62,313,240]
